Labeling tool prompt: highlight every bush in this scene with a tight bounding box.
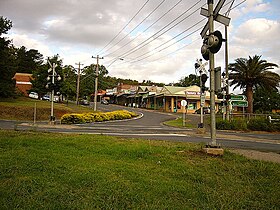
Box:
[247,118,280,132]
[61,114,85,124]
[216,117,280,132]
[216,119,247,131]
[61,110,138,124]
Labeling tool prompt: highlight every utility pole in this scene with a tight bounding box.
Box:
[225,26,230,121]
[75,62,83,105]
[225,0,234,121]
[92,55,104,111]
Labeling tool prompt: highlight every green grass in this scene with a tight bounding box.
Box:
[0,130,279,209]
[0,97,95,121]
[164,117,196,128]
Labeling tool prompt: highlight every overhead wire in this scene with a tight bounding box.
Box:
[126,0,245,64]
[103,0,246,69]
[103,0,183,58]
[115,0,204,59]
[101,0,167,56]
[96,0,150,55]
[130,22,205,63]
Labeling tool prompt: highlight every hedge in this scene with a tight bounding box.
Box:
[216,118,280,132]
[61,110,138,124]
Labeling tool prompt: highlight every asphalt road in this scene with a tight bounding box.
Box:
[1,103,280,153]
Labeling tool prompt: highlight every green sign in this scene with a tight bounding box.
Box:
[230,95,247,101]
[230,100,248,107]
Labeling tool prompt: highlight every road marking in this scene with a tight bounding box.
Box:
[203,136,280,145]
[59,132,189,137]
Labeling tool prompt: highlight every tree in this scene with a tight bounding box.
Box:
[253,88,280,113]
[229,55,280,113]
[60,65,77,101]
[177,74,200,87]
[15,46,44,73]
[0,16,12,36]
[0,16,16,98]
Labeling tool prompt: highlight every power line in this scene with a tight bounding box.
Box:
[101,0,166,56]
[105,0,246,68]
[104,0,183,58]
[102,0,245,69]
[130,19,205,62]
[96,0,150,55]
[130,22,204,63]
[111,0,204,60]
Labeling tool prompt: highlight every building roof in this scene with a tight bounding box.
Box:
[13,73,33,83]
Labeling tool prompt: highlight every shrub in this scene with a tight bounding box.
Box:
[61,110,138,124]
[216,119,247,131]
[216,117,280,132]
[247,118,280,132]
[61,114,85,124]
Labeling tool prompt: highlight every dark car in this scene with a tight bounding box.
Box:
[101,99,109,105]
[195,107,210,114]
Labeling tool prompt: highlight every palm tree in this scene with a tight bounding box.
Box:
[229,55,280,113]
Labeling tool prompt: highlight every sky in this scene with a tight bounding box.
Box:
[1,0,280,86]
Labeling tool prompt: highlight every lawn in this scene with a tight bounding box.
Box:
[0,130,279,209]
[0,97,94,121]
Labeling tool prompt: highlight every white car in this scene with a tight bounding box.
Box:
[28,92,39,99]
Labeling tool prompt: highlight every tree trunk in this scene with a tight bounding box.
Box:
[246,85,253,113]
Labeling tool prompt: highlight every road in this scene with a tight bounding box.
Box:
[1,103,280,153]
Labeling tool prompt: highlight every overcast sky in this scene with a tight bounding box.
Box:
[1,0,279,86]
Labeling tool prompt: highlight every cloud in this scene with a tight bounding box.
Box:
[0,0,279,84]
[241,0,270,13]
[7,33,52,57]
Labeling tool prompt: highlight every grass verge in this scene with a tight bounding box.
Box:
[0,130,279,209]
[163,117,196,128]
[0,97,95,121]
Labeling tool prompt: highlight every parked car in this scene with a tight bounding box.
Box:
[101,99,109,105]
[28,92,39,99]
[79,99,89,105]
[54,96,59,102]
[195,107,210,114]
[42,94,50,101]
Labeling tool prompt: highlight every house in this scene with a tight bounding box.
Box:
[13,73,33,96]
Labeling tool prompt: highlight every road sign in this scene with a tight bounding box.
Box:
[230,100,248,107]
[200,0,231,38]
[230,95,247,101]
[181,100,187,107]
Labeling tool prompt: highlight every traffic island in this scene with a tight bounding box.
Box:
[203,144,224,156]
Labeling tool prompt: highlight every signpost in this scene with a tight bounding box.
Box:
[230,100,248,107]
[230,95,247,101]
[181,100,187,127]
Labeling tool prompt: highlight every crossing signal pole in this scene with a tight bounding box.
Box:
[200,0,230,148]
